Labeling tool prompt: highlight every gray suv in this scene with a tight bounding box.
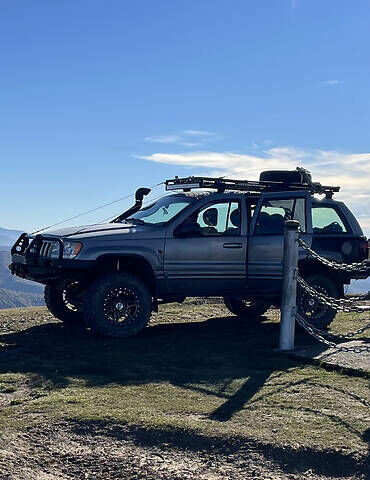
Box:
[10,168,369,337]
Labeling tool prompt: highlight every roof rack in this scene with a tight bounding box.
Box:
[165,168,340,198]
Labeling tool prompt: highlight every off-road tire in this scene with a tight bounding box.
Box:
[44,285,84,324]
[223,297,270,320]
[83,272,152,337]
[297,274,340,330]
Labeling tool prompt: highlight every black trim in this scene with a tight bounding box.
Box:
[10,254,94,284]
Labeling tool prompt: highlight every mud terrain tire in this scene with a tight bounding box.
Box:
[223,297,270,320]
[297,273,339,330]
[44,284,84,324]
[84,272,152,337]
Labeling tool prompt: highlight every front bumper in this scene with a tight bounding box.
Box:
[9,233,94,285]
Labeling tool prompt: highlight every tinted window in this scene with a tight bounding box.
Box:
[255,198,306,235]
[312,206,347,234]
[195,201,241,235]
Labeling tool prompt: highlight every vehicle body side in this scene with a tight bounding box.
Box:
[10,191,368,302]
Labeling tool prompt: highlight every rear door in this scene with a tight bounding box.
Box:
[247,192,312,293]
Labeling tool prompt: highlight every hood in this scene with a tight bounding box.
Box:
[40,222,150,239]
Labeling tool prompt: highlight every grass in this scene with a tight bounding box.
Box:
[0,302,369,478]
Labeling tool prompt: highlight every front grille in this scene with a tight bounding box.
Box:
[40,240,54,258]
[12,234,61,259]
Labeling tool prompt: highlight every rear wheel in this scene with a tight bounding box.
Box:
[223,297,270,320]
[44,282,84,324]
[297,274,339,330]
[83,272,152,337]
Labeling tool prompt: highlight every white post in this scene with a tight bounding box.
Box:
[279,220,300,351]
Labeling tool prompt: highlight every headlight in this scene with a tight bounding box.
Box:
[62,241,82,259]
[48,242,61,259]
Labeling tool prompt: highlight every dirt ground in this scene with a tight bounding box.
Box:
[2,420,369,480]
[0,303,369,480]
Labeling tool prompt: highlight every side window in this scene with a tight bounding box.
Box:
[254,198,306,235]
[195,201,241,236]
[312,206,347,234]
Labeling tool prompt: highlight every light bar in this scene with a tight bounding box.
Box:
[166,182,201,191]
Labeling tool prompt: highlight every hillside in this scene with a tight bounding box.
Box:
[0,251,43,294]
[0,288,44,309]
[0,250,44,309]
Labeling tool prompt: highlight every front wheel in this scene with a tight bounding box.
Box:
[297,274,340,330]
[44,283,84,324]
[83,272,152,337]
[223,297,270,320]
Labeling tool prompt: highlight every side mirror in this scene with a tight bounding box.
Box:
[175,223,202,238]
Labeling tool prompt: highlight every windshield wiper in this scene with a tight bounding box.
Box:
[126,218,145,225]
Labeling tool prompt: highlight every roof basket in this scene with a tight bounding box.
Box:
[165,167,340,198]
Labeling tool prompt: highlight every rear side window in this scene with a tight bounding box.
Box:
[312,206,348,234]
[254,198,306,235]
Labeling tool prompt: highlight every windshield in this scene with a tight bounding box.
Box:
[126,195,194,225]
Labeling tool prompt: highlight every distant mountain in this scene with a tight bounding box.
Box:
[0,227,23,249]
[0,249,44,309]
[0,288,44,309]
[0,251,43,294]
[348,278,370,294]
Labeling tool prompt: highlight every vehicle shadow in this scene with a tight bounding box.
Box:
[0,314,310,407]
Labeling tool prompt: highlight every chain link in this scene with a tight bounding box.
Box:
[295,313,370,353]
[298,238,370,274]
[297,276,370,313]
[295,238,370,352]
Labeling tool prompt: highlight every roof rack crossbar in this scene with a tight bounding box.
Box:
[165,176,340,196]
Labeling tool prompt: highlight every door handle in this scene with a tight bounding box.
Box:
[223,243,242,249]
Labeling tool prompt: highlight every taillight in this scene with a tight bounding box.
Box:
[359,239,369,260]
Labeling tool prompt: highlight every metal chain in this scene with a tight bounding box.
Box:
[295,313,370,353]
[288,237,370,352]
[297,276,370,313]
[298,238,370,274]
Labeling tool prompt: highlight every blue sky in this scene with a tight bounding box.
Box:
[1,0,369,234]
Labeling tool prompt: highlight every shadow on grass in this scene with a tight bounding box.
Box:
[0,314,313,411]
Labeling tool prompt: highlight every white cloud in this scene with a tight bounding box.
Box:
[180,130,215,137]
[321,80,342,86]
[144,135,182,144]
[145,129,216,147]
[139,146,370,235]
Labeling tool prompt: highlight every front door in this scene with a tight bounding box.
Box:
[164,199,247,295]
[247,192,312,293]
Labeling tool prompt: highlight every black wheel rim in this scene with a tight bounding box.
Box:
[299,284,330,322]
[240,299,254,308]
[240,299,265,310]
[103,287,140,325]
[63,281,83,312]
